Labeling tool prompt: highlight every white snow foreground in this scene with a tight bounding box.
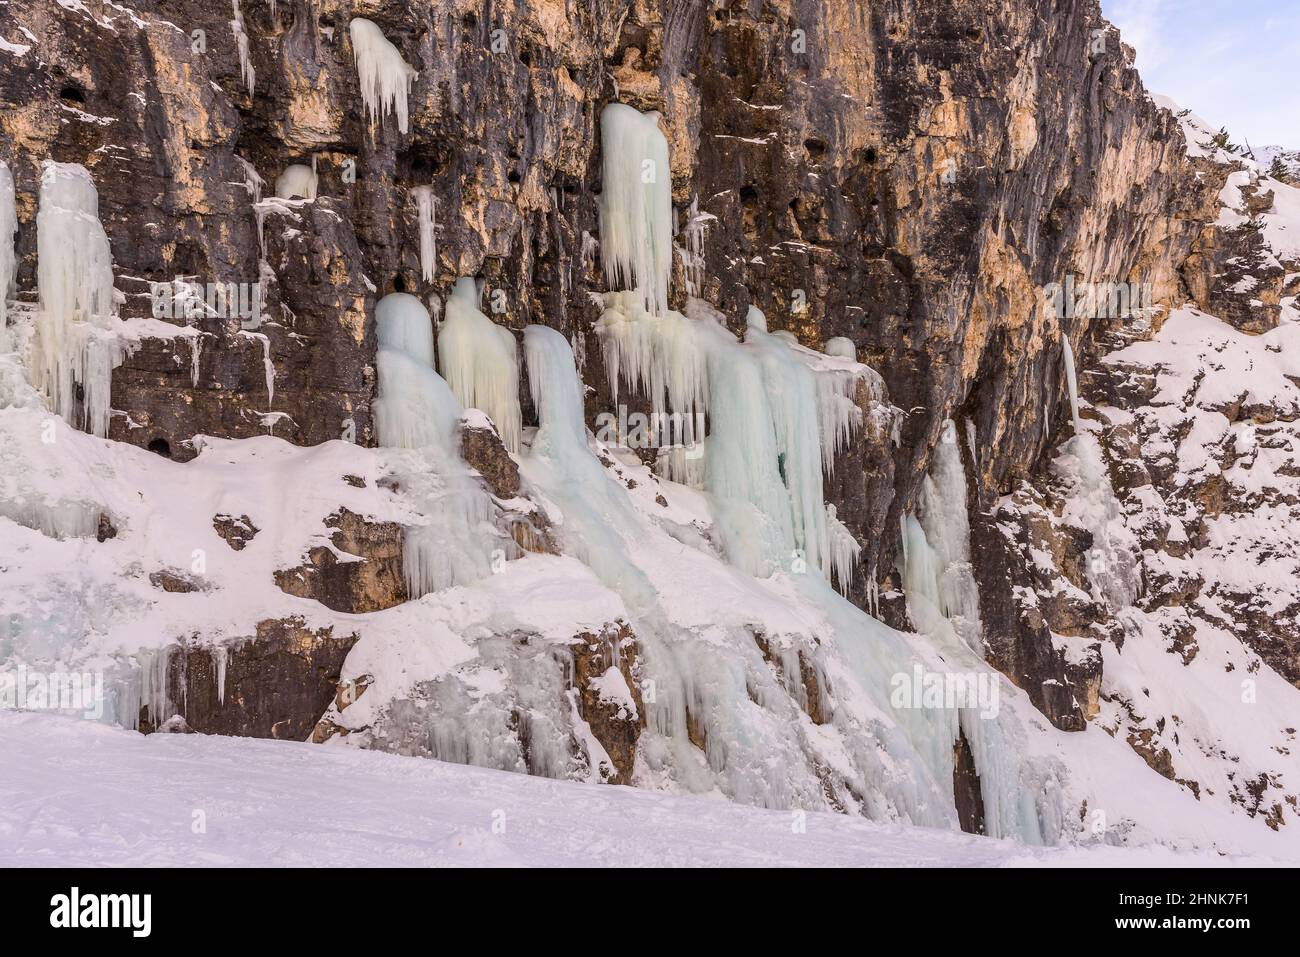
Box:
[0,711,1280,868]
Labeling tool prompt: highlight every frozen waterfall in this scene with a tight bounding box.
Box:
[373,291,497,596]
[437,277,522,453]
[31,162,123,438]
[599,103,673,316]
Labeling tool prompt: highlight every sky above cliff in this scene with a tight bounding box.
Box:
[1103,0,1300,148]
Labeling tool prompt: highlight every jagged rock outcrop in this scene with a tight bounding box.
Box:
[569,622,645,784]
[275,507,407,612]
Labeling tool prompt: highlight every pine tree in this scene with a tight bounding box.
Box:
[1200,127,1239,155]
[1267,156,1293,184]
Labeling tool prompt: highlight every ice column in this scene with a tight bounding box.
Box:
[374,292,455,450]
[412,185,436,282]
[437,277,522,453]
[0,162,15,326]
[599,103,672,316]
[912,422,984,655]
[744,306,835,582]
[1061,337,1081,433]
[373,291,496,595]
[31,162,123,437]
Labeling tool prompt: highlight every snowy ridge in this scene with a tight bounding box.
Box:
[1159,95,1300,262]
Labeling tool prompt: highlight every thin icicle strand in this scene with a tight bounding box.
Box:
[413,185,436,282]
[1062,337,1081,433]
[0,162,16,327]
[230,0,255,95]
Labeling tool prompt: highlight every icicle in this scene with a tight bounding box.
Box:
[594,291,709,449]
[0,162,15,327]
[374,292,455,450]
[274,163,317,201]
[412,185,436,282]
[236,330,274,402]
[805,344,873,476]
[702,317,796,576]
[230,0,255,95]
[678,196,713,299]
[349,18,417,135]
[214,645,228,705]
[914,422,983,655]
[31,162,124,437]
[900,513,946,634]
[189,334,202,387]
[654,444,706,489]
[742,306,838,579]
[580,230,599,275]
[376,350,457,450]
[233,155,263,204]
[826,503,860,596]
[377,290,435,367]
[437,277,522,453]
[524,324,591,453]
[594,294,865,582]
[1061,337,1081,433]
[137,646,172,729]
[516,322,1061,841]
[599,103,672,316]
[864,569,880,619]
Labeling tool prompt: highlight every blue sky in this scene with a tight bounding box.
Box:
[1102,0,1300,147]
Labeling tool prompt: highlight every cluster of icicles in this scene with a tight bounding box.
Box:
[594,292,867,591]
[371,275,1064,843]
[0,37,1075,839]
[0,160,125,438]
[365,101,1068,842]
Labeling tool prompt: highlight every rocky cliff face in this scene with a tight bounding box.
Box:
[2,0,1297,848]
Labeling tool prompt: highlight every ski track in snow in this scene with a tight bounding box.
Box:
[0,711,1278,868]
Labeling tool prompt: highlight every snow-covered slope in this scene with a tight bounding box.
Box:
[0,711,1284,867]
[993,303,1300,833]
